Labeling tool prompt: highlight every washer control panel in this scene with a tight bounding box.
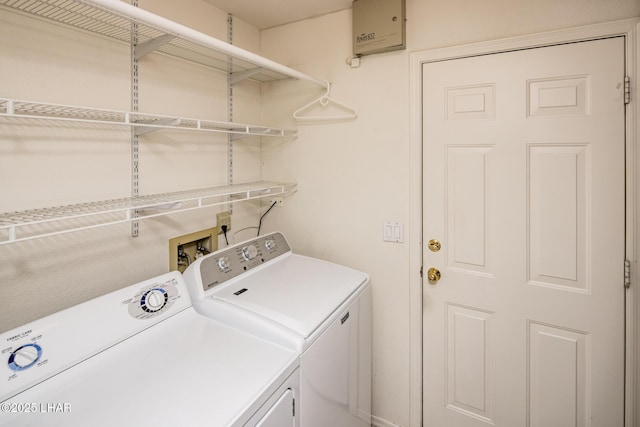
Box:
[126,280,180,320]
[198,232,291,292]
[1,326,49,393]
[1,272,189,401]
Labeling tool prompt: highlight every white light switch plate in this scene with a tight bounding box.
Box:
[383,221,404,243]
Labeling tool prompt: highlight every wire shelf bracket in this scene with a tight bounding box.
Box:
[135,34,175,60]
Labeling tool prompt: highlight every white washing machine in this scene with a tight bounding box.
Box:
[183,232,372,427]
[0,271,300,427]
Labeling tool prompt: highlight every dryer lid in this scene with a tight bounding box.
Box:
[210,254,369,339]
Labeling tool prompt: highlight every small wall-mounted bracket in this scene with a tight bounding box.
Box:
[134,117,182,136]
[135,34,175,60]
[230,67,264,85]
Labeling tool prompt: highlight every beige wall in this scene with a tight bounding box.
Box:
[260,1,640,426]
[2,1,639,427]
[0,0,264,330]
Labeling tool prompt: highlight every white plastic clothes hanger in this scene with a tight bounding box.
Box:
[293,81,358,122]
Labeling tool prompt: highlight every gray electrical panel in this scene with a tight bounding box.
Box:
[353,0,406,56]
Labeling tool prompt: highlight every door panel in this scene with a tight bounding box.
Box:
[447,145,494,275]
[422,37,626,426]
[445,304,495,423]
[528,144,588,291]
[528,322,588,427]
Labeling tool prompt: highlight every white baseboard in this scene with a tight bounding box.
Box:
[371,414,403,427]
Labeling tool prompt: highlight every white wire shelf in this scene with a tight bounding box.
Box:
[0,0,328,88]
[0,98,297,138]
[0,181,297,245]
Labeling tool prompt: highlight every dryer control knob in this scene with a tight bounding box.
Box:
[218,256,230,270]
[242,244,258,260]
[264,238,276,250]
[8,343,42,371]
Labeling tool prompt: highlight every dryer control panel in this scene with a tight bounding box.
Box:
[197,232,291,292]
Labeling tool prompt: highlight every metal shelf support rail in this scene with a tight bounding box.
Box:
[227,13,234,214]
[0,182,297,245]
[131,5,140,237]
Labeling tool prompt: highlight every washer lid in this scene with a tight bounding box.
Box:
[210,254,369,339]
[1,310,298,427]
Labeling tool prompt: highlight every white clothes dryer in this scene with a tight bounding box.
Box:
[0,271,299,427]
[183,232,372,427]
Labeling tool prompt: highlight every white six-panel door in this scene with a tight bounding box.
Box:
[422,37,626,426]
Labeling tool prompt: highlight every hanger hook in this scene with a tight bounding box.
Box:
[323,80,332,98]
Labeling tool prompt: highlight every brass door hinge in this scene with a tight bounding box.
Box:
[625,259,631,289]
[624,76,631,105]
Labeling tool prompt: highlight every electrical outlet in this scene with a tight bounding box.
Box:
[169,227,218,273]
[263,197,283,207]
[217,211,231,234]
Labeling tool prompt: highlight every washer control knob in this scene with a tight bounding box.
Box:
[218,256,230,270]
[8,343,42,371]
[140,288,168,313]
[242,244,258,260]
[264,238,276,250]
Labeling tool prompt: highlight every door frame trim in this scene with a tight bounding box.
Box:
[409,18,640,427]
